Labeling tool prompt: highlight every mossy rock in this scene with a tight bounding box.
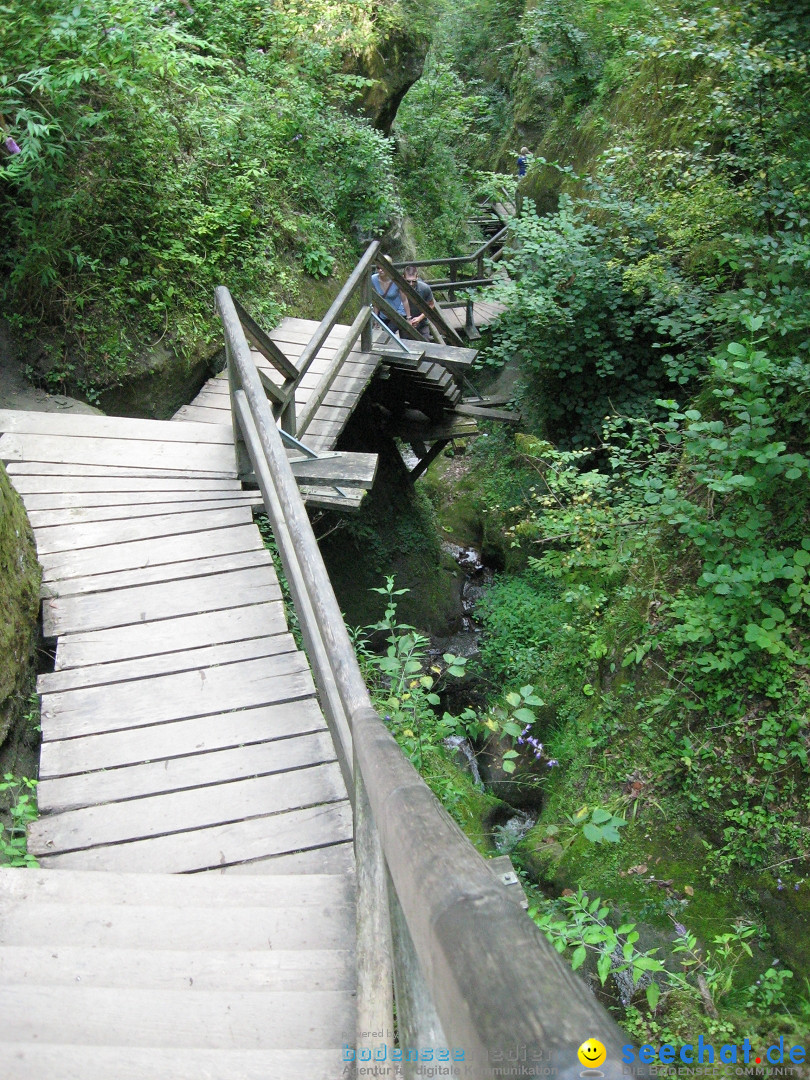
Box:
[519,817,770,988]
[358,28,430,135]
[0,465,40,750]
[422,746,508,856]
[755,873,810,982]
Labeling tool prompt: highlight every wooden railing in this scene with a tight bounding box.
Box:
[228,241,380,446]
[216,283,641,1080]
[392,226,507,341]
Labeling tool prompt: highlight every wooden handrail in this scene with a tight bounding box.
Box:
[296,241,380,381]
[393,226,508,272]
[216,282,641,1080]
[233,297,299,381]
[296,305,370,437]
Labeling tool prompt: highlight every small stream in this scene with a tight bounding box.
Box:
[429,540,493,662]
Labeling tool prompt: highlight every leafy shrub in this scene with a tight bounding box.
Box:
[0,0,400,390]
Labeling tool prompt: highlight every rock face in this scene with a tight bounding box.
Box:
[0,464,40,750]
[359,28,430,134]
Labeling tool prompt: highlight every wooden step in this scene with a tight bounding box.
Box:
[0,867,356,1075]
[0,1045,346,1080]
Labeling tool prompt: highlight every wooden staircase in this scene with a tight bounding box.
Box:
[0,868,355,1079]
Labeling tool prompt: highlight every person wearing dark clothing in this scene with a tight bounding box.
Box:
[517,146,529,177]
[404,265,435,339]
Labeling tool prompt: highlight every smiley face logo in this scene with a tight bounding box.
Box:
[577,1039,607,1069]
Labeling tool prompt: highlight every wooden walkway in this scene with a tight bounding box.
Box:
[0,258,628,1073]
[0,406,355,1075]
[442,297,506,335]
[176,316,381,454]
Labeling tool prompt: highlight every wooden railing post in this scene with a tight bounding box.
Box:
[361,270,373,353]
[278,389,297,439]
[355,770,395,1064]
[388,879,448,1079]
[224,333,252,480]
[465,296,479,340]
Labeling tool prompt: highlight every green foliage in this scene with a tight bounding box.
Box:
[358,576,468,771]
[394,59,486,255]
[744,966,793,1013]
[0,0,400,390]
[531,890,779,1018]
[530,889,664,1009]
[0,774,38,868]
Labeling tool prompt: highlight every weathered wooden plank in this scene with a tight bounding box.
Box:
[0,432,236,474]
[40,651,313,740]
[6,460,235,478]
[0,1046,346,1080]
[454,403,520,423]
[36,799,354,871]
[301,419,343,438]
[39,527,262,583]
[0,945,354,992]
[214,841,355,876]
[0,985,354,1049]
[0,867,353,908]
[319,388,363,411]
[39,630,293,692]
[21,488,252,510]
[300,486,366,511]
[190,375,230,393]
[34,505,254,555]
[37,729,337,811]
[9,474,244,494]
[29,761,346,853]
[43,564,281,636]
[0,895,354,951]
[43,547,273,600]
[297,371,375,394]
[54,601,286,669]
[173,404,231,425]
[290,454,377,489]
[40,697,326,776]
[305,404,351,423]
[391,414,479,441]
[0,408,233,444]
[41,524,264,583]
[28,496,262,528]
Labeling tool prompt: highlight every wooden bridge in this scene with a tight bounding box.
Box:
[0,242,633,1079]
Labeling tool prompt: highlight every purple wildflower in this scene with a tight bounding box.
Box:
[777,883,784,891]
[795,884,800,891]
[673,922,687,937]
[4,137,21,155]
[546,759,559,768]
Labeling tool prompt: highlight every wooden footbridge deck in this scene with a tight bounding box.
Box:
[0,243,630,1079]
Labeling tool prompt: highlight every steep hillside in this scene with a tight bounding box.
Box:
[0,0,433,404]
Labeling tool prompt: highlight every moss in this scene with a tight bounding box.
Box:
[422,746,508,856]
[755,872,810,982]
[320,444,464,635]
[421,449,485,550]
[0,465,40,752]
